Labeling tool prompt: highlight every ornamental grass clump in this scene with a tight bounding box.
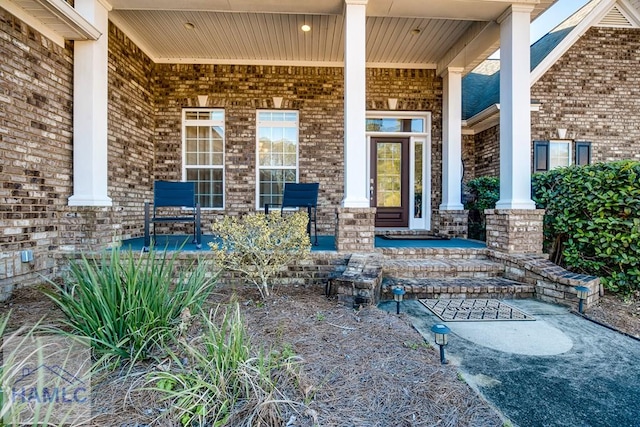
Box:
[146,304,306,426]
[209,212,311,298]
[45,247,217,363]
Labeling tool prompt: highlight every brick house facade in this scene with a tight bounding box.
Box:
[5,0,626,289]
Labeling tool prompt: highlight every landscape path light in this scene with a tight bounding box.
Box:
[575,286,589,314]
[392,287,406,314]
[431,324,451,364]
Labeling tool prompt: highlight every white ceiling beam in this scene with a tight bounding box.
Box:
[436,20,500,76]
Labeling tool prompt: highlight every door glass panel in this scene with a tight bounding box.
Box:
[414,142,423,219]
[376,142,402,207]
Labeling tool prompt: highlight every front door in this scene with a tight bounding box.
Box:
[370,137,410,227]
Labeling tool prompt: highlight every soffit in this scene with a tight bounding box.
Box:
[6,0,101,40]
[9,0,556,68]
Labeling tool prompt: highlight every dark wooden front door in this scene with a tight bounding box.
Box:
[371,137,410,227]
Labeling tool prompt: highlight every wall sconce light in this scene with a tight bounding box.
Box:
[575,286,589,314]
[392,286,406,314]
[197,95,208,107]
[557,128,568,139]
[388,98,398,110]
[272,96,283,109]
[431,324,450,364]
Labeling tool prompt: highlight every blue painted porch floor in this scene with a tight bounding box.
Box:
[119,234,486,252]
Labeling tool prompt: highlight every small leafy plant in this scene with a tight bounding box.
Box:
[209,212,311,298]
[45,247,217,363]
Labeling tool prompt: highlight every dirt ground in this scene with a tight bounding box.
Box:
[1,283,638,426]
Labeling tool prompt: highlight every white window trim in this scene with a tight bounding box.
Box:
[181,108,226,210]
[549,139,573,169]
[255,110,300,210]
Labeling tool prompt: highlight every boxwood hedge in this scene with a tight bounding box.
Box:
[533,160,640,294]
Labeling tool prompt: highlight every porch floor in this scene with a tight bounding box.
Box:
[119,235,486,252]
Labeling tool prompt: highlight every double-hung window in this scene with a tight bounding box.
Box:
[534,140,592,172]
[256,111,299,209]
[182,109,225,208]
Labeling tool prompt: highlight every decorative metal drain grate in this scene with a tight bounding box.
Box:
[420,299,535,322]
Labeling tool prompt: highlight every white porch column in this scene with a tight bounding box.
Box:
[342,0,369,207]
[68,0,112,206]
[439,67,464,210]
[496,5,535,209]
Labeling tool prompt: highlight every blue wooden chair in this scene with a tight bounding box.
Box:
[265,182,319,245]
[143,181,201,251]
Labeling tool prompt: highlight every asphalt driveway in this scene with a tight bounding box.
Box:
[380,299,640,427]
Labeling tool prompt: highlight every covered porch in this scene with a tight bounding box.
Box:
[6,0,552,254]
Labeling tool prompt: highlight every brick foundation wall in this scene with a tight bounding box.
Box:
[485,209,544,254]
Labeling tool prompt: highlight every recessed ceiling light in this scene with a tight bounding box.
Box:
[411,28,421,35]
[301,24,311,32]
[184,22,195,30]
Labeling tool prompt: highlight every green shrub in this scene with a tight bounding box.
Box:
[209,212,311,298]
[45,247,217,363]
[533,161,640,293]
[147,304,305,426]
[464,176,500,241]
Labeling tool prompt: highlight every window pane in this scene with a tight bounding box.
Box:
[550,142,570,169]
[414,142,423,219]
[183,109,225,208]
[257,111,299,208]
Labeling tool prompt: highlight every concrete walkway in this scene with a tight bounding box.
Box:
[380,299,640,427]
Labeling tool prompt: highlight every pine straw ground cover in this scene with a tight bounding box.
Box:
[2,283,638,426]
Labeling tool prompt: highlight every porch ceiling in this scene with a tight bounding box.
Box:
[106,0,556,72]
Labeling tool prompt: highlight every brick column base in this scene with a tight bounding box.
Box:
[58,206,122,251]
[433,209,468,238]
[335,207,376,253]
[485,209,545,254]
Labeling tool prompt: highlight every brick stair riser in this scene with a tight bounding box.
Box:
[382,269,504,279]
[382,291,535,300]
[378,249,489,260]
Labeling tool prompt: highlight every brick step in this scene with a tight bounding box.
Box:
[381,277,535,300]
[378,247,489,260]
[382,257,504,279]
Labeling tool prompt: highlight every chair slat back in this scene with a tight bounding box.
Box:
[154,181,196,208]
[281,183,319,208]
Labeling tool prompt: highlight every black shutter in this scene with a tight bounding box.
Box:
[575,141,592,166]
[533,141,550,172]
